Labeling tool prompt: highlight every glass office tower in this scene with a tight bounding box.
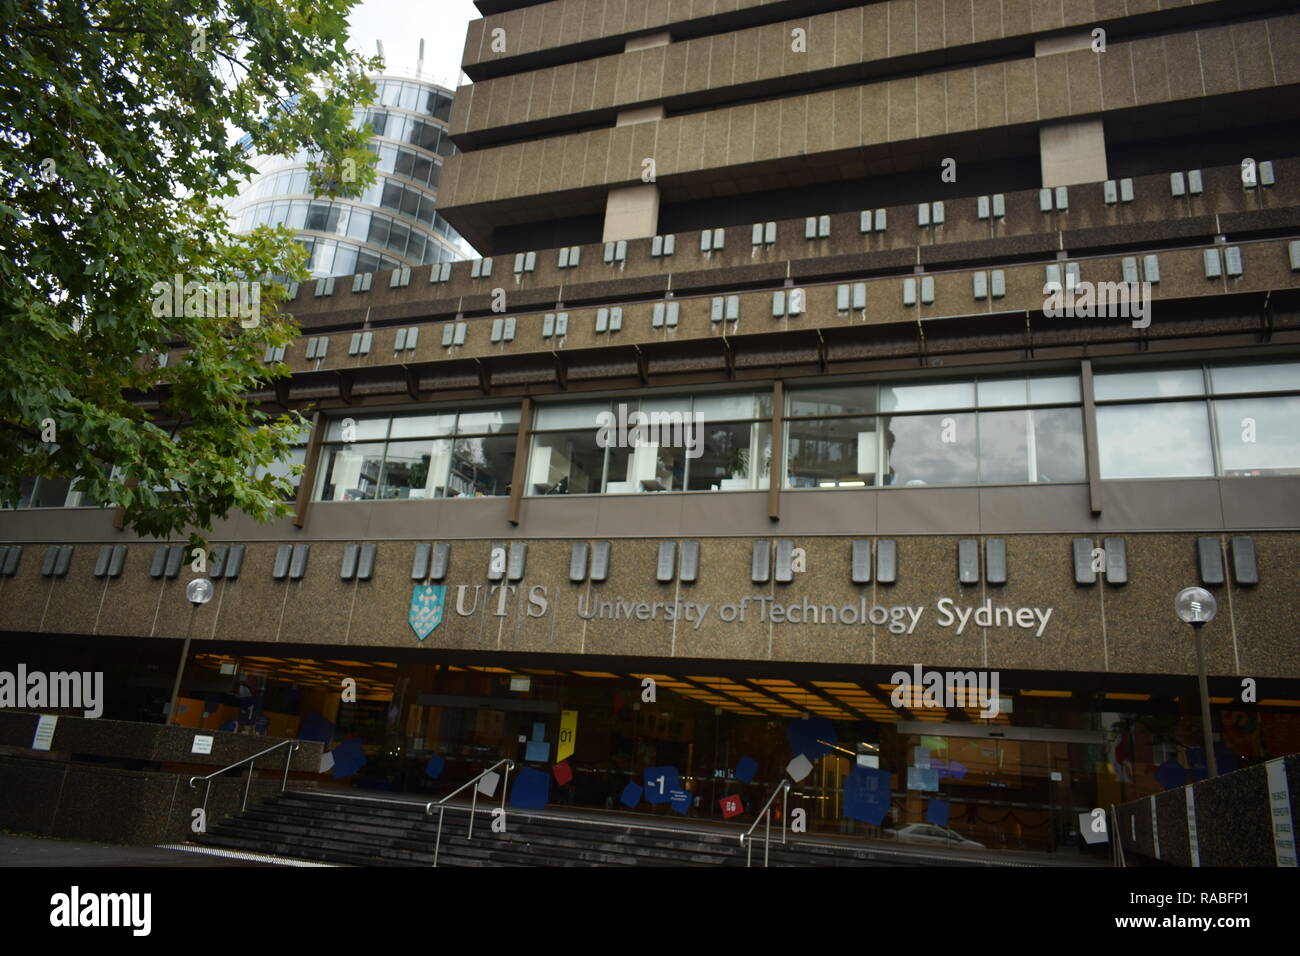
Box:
[227,75,475,278]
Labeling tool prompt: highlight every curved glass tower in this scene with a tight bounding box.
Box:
[229,75,474,278]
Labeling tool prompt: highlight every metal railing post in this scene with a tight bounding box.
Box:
[763,807,771,867]
[434,806,445,867]
[242,756,255,812]
[430,758,515,866]
[781,782,789,845]
[281,743,297,792]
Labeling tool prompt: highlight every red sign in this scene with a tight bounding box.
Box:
[719,794,745,819]
[553,761,573,786]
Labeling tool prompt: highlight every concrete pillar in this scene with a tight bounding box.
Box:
[1036,33,1108,188]
[599,33,672,242]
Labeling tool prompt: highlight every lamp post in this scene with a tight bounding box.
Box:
[1175,586,1219,779]
[166,577,214,725]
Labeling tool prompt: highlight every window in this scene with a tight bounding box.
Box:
[314,409,519,501]
[526,392,771,495]
[786,373,1084,488]
[1095,360,1300,479]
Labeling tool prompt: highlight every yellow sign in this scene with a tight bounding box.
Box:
[557,710,578,762]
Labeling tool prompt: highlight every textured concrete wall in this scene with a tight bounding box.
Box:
[1115,753,1299,866]
[441,14,1299,217]
[2,533,1296,677]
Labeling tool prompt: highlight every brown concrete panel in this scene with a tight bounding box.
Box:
[670,538,773,663]
[765,539,872,664]
[1065,49,1102,114]
[780,91,810,160]
[1219,478,1300,530]
[874,537,986,670]
[917,71,947,139]
[944,0,975,49]
[41,549,102,636]
[888,0,919,58]
[1230,533,1300,679]
[1029,0,1064,33]
[916,0,945,54]
[1098,42,1137,111]
[580,539,675,657]
[1034,54,1070,120]
[277,543,353,646]
[209,544,286,643]
[94,545,166,638]
[974,62,1007,130]
[877,488,982,535]
[833,6,864,68]
[1004,57,1039,125]
[1163,30,1203,103]
[1103,534,1235,677]
[888,77,919,143]
[1268,14,1300,85]
[1197,24,1240,98]
[945,68,977,134]
[982,535,1106,673]
[1128,35,1170,107]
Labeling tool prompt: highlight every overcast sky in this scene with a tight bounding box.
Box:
[347,0,481,89]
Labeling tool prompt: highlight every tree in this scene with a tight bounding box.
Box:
[0,0,381,545]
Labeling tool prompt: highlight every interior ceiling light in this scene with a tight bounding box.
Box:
[1019,690,1073,697]
[1103,692,1151,701]
[572,671,620,678]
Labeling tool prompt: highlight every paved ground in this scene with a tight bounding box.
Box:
[0,832,272,866]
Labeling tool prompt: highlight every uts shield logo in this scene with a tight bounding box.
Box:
[409,584,446,641]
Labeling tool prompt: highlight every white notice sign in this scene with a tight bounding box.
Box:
[32,715,58,751]
[191,735,214,755]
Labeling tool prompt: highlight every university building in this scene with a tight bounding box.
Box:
[3,0,1300,859]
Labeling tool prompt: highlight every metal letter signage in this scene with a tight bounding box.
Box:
[409,584,446,641]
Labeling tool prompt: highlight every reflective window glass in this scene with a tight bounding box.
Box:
[533,402,609,431]
[1210,361,1300,395]
[792,386,857,418]
[528,431,604,495]
[456,408,520,434]
[881,412,977,485]
[1097,402,1214,478]
[448,435,516,496]
[316,443,385,500]
[686,420,771,491]
[881,381,976,412]
[786,417,876,488]
[389,413,455,439]
[1094,367,1204,401]
[1214,396,1300,476]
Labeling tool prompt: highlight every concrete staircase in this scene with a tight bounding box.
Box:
[197,790,1005,867]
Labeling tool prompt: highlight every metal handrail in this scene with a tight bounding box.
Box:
[1110,805,1127,867]
[738,779,791,867]
[188,738,301,819]
[432,758,515,867]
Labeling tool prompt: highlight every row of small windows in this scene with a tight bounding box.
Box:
[298,238,404,279]
[355,108,457,158]
[237,176,451,236]
[8,363,1295,510]
[240,202,457,270]
[370,80,454,122]
[315,409,520,502]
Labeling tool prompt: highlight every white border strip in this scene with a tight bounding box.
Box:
[155,844,339,867]
[1266,758,1297,867]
